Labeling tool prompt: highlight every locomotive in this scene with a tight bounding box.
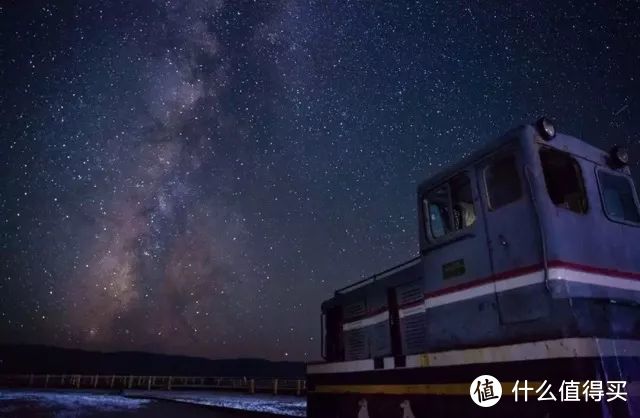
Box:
[306,119,640,417]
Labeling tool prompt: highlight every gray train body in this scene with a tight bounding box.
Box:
[321,122,640,362]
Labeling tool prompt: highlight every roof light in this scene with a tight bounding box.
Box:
[536,117,556,140]
[610,146,629,167]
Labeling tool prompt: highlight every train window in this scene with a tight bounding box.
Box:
[540,149,588,214]
[485,155,522,209]
[425,184,451,238]
[451,174,476,229]
[597,170,640,224]
[424,174,475,239]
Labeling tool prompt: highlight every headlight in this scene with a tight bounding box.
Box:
[536,117,556,140]
[610,146,629,167]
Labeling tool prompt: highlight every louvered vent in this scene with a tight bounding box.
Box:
[343,301,366,320]
[344,328,368,360]
[401,314,426,354]
[398,285,423,306]
[398,282,425,354]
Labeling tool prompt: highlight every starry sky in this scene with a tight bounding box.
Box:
[1,1,639,361]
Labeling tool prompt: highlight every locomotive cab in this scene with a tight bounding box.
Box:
[418,121,640,352]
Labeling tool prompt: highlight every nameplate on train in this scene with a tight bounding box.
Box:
[442,259,466,279]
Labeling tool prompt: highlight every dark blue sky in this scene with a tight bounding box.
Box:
[1,0,639,360]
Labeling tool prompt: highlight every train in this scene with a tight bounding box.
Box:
[306,118,640,417]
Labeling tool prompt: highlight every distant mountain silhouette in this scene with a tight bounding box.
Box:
[0,345,305,378]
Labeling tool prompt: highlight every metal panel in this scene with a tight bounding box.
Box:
[370,321,391,357]
[479,145,548,323]
[539,148,640,291]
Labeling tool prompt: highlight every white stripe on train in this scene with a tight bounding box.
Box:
[342,311,389,331]
[341,268,640,332]
[307,337,640,375]
[426,270,543,309]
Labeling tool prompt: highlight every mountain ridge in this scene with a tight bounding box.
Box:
[0,344,306,378]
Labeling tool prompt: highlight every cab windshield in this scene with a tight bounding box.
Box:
[540,148,588,214]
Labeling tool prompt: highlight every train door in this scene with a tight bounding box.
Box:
[420,170,494,350]
[387,288,402,356]
[478,148,549,323]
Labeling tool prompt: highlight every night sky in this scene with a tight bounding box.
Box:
[1,1,639,361]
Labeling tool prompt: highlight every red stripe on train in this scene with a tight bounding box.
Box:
[344,260,640,323]
[425,260,640,299]
[548,260,640,281]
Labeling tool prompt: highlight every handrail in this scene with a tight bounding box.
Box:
[320,311,326,360]
[334,256,421,295]
[0,374,307,396]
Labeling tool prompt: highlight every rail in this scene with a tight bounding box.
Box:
[0,374,306,396]
[334,255,421,295]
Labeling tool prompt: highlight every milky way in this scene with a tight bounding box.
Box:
[1,1,640,360]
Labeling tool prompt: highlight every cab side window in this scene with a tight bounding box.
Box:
[485,155,522,209]
[450,174,476,229]
[598,170,640,224]
[540,148,588,214]
[424,173,475,240]
[424,184,451,238]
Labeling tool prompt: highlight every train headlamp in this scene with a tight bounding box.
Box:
[610,146,629,167]
[536,117,556,140]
